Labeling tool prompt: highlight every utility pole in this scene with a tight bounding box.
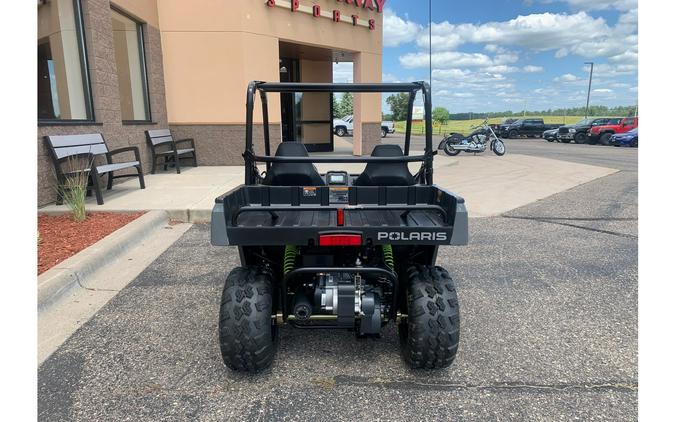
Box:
[584,62,594,118]
[428,0,432,94]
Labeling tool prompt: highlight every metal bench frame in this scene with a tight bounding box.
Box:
[44,133,145,205]
[145,129,198,174]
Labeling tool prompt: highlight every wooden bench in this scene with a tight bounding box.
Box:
[145,129,198,174]
[44,133,145,205]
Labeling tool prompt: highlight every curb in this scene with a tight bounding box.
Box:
[41,208,211,224]
[37,210,170,312]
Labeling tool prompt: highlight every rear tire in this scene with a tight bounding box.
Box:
[219,266,278,372]
[443,135,462,156]
[399,265,460,369]
[599,133,613,146]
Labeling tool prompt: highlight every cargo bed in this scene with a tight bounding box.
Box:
[211,184,468,246]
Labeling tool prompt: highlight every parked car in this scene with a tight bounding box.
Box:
[542,128,559,142]
[557,117,614,144]
[333,115,354,137]
[500,118,562,138]
[333,115,396,138]
[588,117,638,145]
[609,127,638,147]
[381,121,396,138]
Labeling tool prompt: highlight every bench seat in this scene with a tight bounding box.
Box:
[145,129,198,174]
[44,133,145,205]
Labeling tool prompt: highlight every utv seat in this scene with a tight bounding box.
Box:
[262,142,325,186]
[353,144,415,186]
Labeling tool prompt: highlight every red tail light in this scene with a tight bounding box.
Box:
[337,208,344,226]
[319,234,362,246]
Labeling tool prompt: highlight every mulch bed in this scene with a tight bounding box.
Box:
[38,211,145,275]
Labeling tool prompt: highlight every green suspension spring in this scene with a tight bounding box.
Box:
[283,245,298,275]
[382,244,394,270]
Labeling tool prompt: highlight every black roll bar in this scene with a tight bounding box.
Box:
[244,81,434,185]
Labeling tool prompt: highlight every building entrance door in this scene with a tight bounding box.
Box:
[279,51,334,152]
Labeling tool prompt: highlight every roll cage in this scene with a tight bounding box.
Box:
[243,81,435,186]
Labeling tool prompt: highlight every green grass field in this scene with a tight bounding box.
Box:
[393,116,586,136]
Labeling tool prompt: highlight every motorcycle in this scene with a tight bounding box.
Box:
[438,120,506,156]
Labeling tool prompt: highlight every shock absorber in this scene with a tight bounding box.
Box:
[382,244,394,270]
[283,245,297,275]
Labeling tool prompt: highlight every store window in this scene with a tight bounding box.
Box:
[111,9,150,122]
[38,0,93,122]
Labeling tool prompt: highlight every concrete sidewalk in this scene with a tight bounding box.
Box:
[39,153,617,220]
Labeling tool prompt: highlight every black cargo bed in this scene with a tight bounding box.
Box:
[211,185,468,246]
[236,208,447,228]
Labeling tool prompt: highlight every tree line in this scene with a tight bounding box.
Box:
[333,92,637,123]
[382,93,637,122]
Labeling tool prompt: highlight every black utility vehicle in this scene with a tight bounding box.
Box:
[557,117,612,144]
[211,82,468,372]
[500,118,561,138]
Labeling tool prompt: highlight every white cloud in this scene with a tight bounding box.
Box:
[554,73,582,82]
[381,73,401,83]
[523,65,544,73]
[387,9,637,67]
[415,12,612,54]
[383,10,422,47]
[550,0,638,11]
[382,5,637,111]
[483,65,520,74]
[400,51,518,69]
[415,22,462,51]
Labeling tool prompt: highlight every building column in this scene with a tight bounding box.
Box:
[352,51,382,156]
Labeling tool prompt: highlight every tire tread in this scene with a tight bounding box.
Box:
[219,266,277,372]
[400,265,460,369]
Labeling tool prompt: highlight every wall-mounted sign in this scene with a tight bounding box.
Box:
[266,0,385,31]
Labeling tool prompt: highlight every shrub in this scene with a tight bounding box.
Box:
[56,155,92,222]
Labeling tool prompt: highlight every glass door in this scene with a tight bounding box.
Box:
[279,58,334,152]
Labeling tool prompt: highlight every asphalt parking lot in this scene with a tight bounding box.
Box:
[38,139,638,421]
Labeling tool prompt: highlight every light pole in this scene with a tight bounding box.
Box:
[428,0,432,94]
[584,62,594,118]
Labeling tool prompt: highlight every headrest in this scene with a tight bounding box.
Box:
[370,144,404,157]
[275,142,310,157]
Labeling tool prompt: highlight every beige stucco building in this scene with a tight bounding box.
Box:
[38,0,383,206]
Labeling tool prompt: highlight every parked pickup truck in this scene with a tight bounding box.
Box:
[557,117,614,144]
[333,115,396,138]
[490,118,517,134]
[588,116,638,145]
[499,118,561,138]
[381,121,396,138]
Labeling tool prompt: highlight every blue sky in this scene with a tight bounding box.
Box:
[337,0,638,113]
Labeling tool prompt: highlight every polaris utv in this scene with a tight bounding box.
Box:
[211,82,468,371]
